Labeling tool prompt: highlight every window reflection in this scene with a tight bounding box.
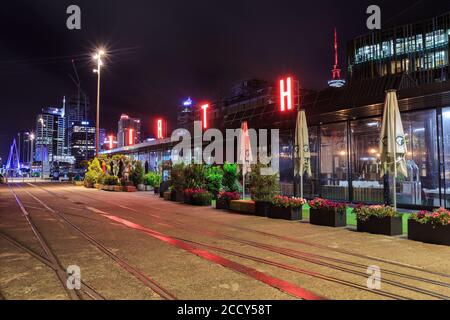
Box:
[320,123,348,201]
[304,126,319,199]
[443,107,450,208]
[350,119,384,204]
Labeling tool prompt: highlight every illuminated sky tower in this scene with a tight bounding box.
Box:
[328,28,346,88]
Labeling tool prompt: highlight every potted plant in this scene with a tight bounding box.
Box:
[183,189,196,205]
[250,164,279,217]
[355,205,403,236]
[205,166,223,200]
[169,164,185,202]
[308,198,347,227]
[222,163,242,193]
[216,191,241,210]
[409,209,450,246]
[84,158,102,188]
[269,196,305,221]
[130,161,145,191]
[192,189,213,206]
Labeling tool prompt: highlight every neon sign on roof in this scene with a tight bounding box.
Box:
[157,119,164,139]
[129,129,134,146]
[201,104,209,129]
[279,76,299,112]
[183,97,193,107]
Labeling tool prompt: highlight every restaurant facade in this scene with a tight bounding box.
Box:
[102,12,450,210]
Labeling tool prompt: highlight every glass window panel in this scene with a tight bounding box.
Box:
[279,133,294,196]
[320,123,348,202]
[350,118,384,204]
[398,110,439,207]
[303,126,319,199]
[443,107,450,208]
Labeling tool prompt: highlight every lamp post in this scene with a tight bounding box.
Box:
[29,133,35,178]
[93,50,105,158]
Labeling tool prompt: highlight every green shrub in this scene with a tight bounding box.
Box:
[130,161,145,186]
[205,166,223,199]
[223,162,241,192]
[250,163,279,202]
[104,175,119,186]
[169,163,186,192]
[192,190,213,206]
[144,172,162,187]
[184,164,206,189]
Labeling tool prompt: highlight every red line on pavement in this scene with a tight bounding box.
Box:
[102,214,325,300]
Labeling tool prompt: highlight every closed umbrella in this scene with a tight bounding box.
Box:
[379,90,408,210]
[294,110,311,199]
[240,121,253,200]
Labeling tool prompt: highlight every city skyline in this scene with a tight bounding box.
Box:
[1,0,449,161]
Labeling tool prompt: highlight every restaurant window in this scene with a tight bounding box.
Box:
[443,107,450,208]
[303,126,319,199]
[279,132,294,196]
[398,110,439,207]
[350,118,384,204]
[320,123,349,202]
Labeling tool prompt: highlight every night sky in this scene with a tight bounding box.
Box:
[1,0,449,161]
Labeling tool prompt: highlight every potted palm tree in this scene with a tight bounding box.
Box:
[409,209,450,246]
[250,164,279,217]
[355,205,403,236]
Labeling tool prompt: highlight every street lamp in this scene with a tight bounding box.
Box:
[93,49,105,158]
[29,133,35,177]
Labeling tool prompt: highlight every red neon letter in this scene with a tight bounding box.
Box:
[108,135,114,149]
[201,104,209,129]
[280,77,293,112]
[157,119,163,139]
[129,129,134,146]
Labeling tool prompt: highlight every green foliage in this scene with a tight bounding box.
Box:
[192,190,213,206]
[354,205,400,222]
[104,175,119,186]
[84,171,97,187]
[169,163,186,192]
[84,158,103,187]
[144,172,162,187]
[97,172,107,185]
[184,164,206,189]
[130,161,145,186]
[250,163,280,202]
[205,166,223,199]
[223,162,241,192]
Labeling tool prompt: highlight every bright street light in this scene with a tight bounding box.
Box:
[93,49,106,157]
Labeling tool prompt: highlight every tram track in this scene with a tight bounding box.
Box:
[28,183,450,300]
[8,183,177,301]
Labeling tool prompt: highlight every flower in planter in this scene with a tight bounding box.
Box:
[411,208,450,226]
[218,191,241,202]
[308,198,346,214]
[272,196,306,209]
[354,205,400,222]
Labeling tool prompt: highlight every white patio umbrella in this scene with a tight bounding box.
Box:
[294,110,311,199]
[379,90,408,210]
[240,121,253,200]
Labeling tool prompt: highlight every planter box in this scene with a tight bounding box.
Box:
[184,194,194,205]
[216,199,231,210]
[310,208,347,227]
[163,191,172,201]
[145,185,154,192]
[123,186,137,192]
[269,206,303,221]
[171,190,184,203]
[408,220,450,246]
[357,216,403,236]
[137,184,146,191]
[113,186,122,192]
[254,201,272,217]
[230,200,255,215]
[159,182,169,198]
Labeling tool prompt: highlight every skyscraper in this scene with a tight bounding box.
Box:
[117,114,141,147]
[68,121,95,167]
[65,95,90,156]
[36,107,65,164]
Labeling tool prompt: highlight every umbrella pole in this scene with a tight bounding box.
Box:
[393,164,397,211]
[300,174,304,199]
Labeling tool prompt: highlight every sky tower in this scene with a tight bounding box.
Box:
[328,28,346,88]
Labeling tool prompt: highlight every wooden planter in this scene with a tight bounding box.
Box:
[357,216,403,236]
[184,194,194,205]
[123,186,137,192]
[254,201,272,217]
[268,206,303,221]
[230,200,255,215]
[310,208,347,227]
[163,191,172,201]
[170,190,184,202]
[216,199,231,210]
[408,220,450,246]
[113,186,122,192]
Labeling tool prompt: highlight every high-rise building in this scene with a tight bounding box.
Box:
[68,121,96,167]
[17,132,34,166]
[117,114,141,147]
[64,95,90,156]
[36,107,65,164]
[177,97,195,129]
[348,12,450,84]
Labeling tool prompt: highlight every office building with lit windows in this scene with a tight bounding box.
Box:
[117,114,142,148]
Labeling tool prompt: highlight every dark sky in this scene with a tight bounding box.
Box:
[1,0,449,161]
